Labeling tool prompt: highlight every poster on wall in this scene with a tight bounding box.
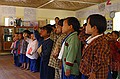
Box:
[24,8,36,21]
[1,6,16,16]
[0,6,16,26]
[107,20,113,30]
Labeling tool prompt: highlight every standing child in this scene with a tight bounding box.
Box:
[26,32,39,72]
[59,17,81,79]
[12,33,21,67]
[17,32,24,66]
[48,19,66,79]
[20,30,30,69]
[10,37,16,54]
[79,14,110,79]
[108,31,120,79]
[39,25,54,79]
[33,26,44,71]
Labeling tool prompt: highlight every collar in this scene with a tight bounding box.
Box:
[85,34,103,48]
[62,31,77,44]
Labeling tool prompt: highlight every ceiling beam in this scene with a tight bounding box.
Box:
[38,0,54,8]
[57,0,98,4]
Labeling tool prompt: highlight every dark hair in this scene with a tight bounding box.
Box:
[19,32,23,35]
[55,17,59,20]
[30,32,33,34]
[83,23,87,27]
[58,19,64,26]
[51,25,56,29]
[112,31,119,38]
[41,24,53,34]
[23,30,31,35]
[87,14,107,34]
[15,32,19,34]
[65,17,80,33]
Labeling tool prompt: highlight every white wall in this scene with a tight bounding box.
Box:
[75,0,120,25]
[37,8,75,20]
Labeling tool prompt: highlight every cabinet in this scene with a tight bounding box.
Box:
[0,26,33,52]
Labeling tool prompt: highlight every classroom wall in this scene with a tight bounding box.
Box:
[75,0,120,25]
[0,5,75,51]
[36,8,75,20]
[0,5,75,26]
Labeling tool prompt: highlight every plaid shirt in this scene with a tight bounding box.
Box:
[48,34,66,79]
[21,39,28,54]
[48,34,66,68]
[109,40,120,71]
[80,35,110,79]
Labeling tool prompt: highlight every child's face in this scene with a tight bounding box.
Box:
[30,34,35,40]
[62,20,71,34]
[23,33,28,38]
[14,34,18,37]
[14,34,19,40]
[85,18,94,34]
[55,18,59,24]
[40,29,49,38]
[112,32,118,40]
[13,37,16,41]
[107,33,112,39]
[18,34,23,39]
[56,25,62,34]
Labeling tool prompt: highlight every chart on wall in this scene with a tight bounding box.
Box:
[107,20,113,30]
[1,6,16,16]
[24,8,36,21]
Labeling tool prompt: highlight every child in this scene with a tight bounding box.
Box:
[108,31,120,79]
[48,19,66,79]
[10,37,16,54]
[39,25,54,79]
[33,26,44,72]
[26,32,39,72]
[58,17,81,79]
[79,14,110,79]
[12,33,21,67]
[20,30,30,69]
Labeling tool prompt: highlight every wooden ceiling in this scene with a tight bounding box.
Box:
[0,0,107,11]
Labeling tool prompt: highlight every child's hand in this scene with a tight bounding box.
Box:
[65,69,71,77]
[59,60,62,69]
[88,72,96,79]
[33,26,38,30]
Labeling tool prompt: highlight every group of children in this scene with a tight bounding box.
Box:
[10,14,120,79]
[11,30,39,72]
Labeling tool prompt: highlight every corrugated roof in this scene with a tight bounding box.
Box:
[0,0,108,11]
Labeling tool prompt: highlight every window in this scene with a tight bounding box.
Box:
[84,20,87,24]
[113,12,120,31]
[5,18,9,26]
[50,20,55,25]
